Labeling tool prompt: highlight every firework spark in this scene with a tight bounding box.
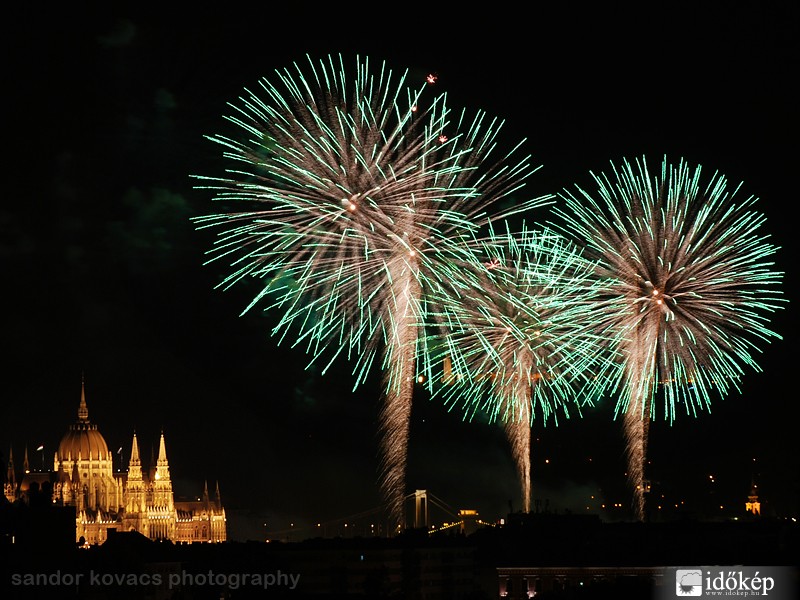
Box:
[193,54,549,529]
[552,156,785,520]
[421,223,622,512]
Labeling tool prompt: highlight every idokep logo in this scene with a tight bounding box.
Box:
[675,569,703,596]
[662,566,797,599]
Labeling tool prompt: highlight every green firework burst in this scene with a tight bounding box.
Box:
[420,222,623,511]
[552,155,786,519]
[192,54,550,529]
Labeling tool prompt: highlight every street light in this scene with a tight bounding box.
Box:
[36,445,44,471]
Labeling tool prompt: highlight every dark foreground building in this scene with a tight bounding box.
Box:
[1,509,798,599]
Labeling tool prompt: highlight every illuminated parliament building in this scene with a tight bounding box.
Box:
[4,383,227,545]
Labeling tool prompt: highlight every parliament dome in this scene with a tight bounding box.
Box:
[57,385,110,461]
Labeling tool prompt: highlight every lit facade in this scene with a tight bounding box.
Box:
[745,481,761,516]
[7,383,226,545]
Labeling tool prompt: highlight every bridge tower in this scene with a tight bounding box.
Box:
[414,489,428,529]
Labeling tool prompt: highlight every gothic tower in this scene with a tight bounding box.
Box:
[149,431,176,540]
[4,446,16,503]
[122,432,148,536]
[745,479,761,516]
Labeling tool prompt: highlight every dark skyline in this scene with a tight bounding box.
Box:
[3,6,797,540]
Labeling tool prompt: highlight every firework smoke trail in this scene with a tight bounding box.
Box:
[624,318,660,519]
[422,224,621,513]
[623,349,653,520]
[193,55,548,530]
[503,356,533,512]
[552,156,785,521]
[378,250,420,527]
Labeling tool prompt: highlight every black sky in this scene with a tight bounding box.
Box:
[3,6,798,540]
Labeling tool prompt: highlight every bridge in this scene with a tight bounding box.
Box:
[263,490,496,542]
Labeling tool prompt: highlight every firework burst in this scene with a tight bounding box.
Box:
[421,223,622,512]
[552,156,785,520]
[193,54,549,529]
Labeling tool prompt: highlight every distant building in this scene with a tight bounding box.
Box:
[497,565,660,599]
[745,480,761,516]
[4,381,226,545]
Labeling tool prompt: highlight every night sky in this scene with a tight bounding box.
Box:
[3,6,798,541]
